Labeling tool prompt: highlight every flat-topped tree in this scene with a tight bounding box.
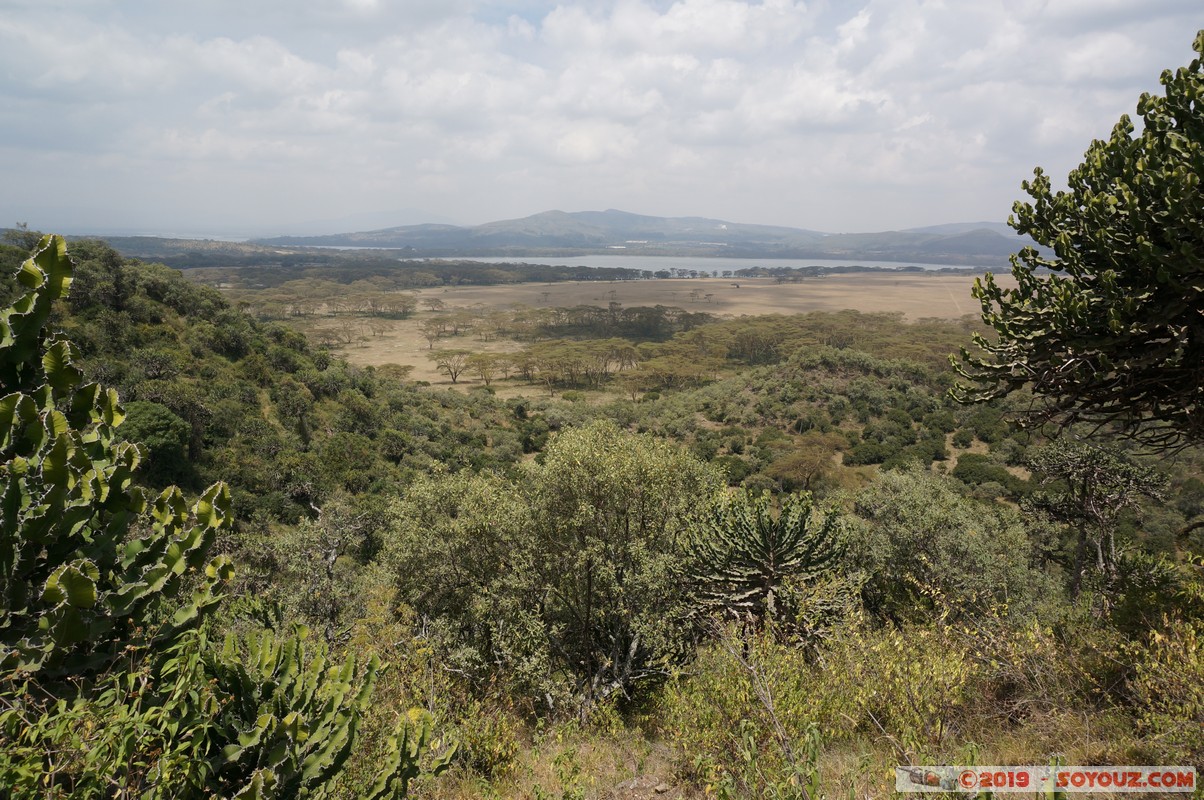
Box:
[427,348,471,383]
[954,31,1204,451]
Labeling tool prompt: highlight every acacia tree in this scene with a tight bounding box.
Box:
[465,352,501,386]
[427,348,471,383]
[417,317,445,349]
[954,31,1204,451]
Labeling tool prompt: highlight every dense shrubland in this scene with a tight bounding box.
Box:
[3,226,1203,797]
[6,35,1204,798]
[136,250,653,284]
[0,237,451,798]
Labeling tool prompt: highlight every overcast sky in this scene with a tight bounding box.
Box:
[0,0,1199,237]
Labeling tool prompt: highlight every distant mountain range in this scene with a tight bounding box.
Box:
[250,209,1035,267]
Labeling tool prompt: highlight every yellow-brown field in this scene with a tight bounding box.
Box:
[295,272,1012,387]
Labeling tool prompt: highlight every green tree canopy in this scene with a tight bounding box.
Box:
[1025,439,1167,598]
[524,420,722,707]
[954,31,1204,450]
[851,466,1057,621]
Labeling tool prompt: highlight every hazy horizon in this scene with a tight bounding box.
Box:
[2,1,1199,237]
[48,208,1016,244]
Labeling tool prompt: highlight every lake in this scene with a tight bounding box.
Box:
[402,254,982,272]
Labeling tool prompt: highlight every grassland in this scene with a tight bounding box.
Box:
[283,272,1011,387]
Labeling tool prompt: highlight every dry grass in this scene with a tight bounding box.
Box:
[404,273,995,319]
[414,711,1149,800]
[420,726,703,800]
[295,273,1011,389]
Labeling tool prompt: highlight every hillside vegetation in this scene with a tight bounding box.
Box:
[2,230,1202,798]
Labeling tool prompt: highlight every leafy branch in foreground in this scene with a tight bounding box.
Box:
[953,31,1204,451]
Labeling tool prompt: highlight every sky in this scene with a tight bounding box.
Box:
[0,0,1200,238]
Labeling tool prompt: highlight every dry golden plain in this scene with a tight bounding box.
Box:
[303,272,1013,388]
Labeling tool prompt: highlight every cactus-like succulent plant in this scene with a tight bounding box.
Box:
[0,235,235,678]
[208,626,453,799]
[688,489,845,626]
[0,236,448,798]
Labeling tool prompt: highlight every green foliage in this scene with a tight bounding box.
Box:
[207,627,452,799]
[713,454,753,485]
[0,235,233,678]
[47,238,525,521]
[446,699,522,780]
[951,453,1026,496]
[0,625,451,799]
[662,627,823,798]
[384,470,533,689]
[524,421,722,706]
[1,631,220,797]
[1131,617,1204,763]
[664,618,981,796]
[183,254,651,293]
[120,399,192,479]
[1026,439,1167,596]
[20,227,1204,795]
[851,466,1057,620]
[762,433,842,492]
[427,348,472,383]
[254,501,384,643]
[688,490,845,629]
[387,423,722,713]
[1108,551,1204,636]
[0,236,445,798]
[955,31,1204,450]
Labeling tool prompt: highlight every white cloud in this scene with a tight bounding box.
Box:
[0,0,1198,233]
[551,122,640,164]
[151,128,317,162]
[1059,32,1145,83]
[180,35,328,95]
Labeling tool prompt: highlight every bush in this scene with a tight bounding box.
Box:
[119,400,191,482]
[663,618,985,795]
[952,453,1023,494]
[851,466,1057,620]
[844,440,901,466]
[1131,619,1204,764]
[922,410,958,434]
[712,455,752,485]
[967,406,1008,444]
[741,473,779,494]
[523,421,722,708]
[449,700,522,779]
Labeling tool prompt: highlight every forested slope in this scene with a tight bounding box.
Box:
[3,234,1202,799]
